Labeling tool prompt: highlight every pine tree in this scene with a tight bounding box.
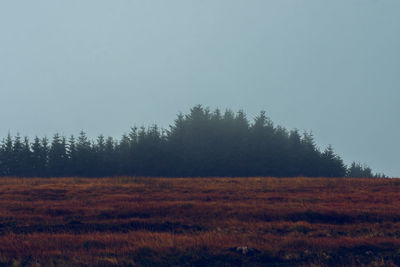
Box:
[321,145,347,177]
[48,134,68,176]
[0,134,13,176]
[346,162,374,178]
[21,136,32,176]
[75,131,94,177]
[12,134,24,176]
[31,136,48,177]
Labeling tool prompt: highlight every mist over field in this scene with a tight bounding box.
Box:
[0,0,400,176]
[1,0,399,176]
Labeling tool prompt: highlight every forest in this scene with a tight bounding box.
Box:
[0,105,382,178]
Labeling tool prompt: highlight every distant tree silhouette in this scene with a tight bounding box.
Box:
[320,145,347,177]
[0,106,384,178]
[48,134,68,176]
[0,134,13,176]
[75,131,94,177]
[67,135,77,176]
[104,137,117,176]
[346,162,385,178]
[31,136,48,177]
[21,136,33,176]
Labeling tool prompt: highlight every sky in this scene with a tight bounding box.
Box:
[0,0,399,177]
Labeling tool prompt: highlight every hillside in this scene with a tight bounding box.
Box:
[0,177,399,266]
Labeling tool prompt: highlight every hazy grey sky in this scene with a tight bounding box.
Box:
[1,0,399,176]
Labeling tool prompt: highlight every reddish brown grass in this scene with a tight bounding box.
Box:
[0,177,400,266]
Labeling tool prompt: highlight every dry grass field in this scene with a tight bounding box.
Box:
[1,177,400,266]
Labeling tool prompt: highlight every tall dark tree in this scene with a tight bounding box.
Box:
[75,131,94,177]
[103,136,117,176]
[48,134,68,176]
[31,136,48,177]
[11,134,27,176]
[320,145,347,177]
[300,132,321,177]
[0,134,13,176]
[67,135,77,176]
[21,136,33,176]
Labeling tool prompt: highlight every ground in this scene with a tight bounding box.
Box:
[0,177,400,266]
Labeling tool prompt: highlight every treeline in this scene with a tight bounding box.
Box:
[0,105,384,178]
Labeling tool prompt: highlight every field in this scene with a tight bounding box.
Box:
[1,177,400,266]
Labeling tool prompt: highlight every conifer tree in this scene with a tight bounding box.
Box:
[48,134,67,176]
[0,134,13,176]
[75,131,94,176]
[31,136,48,177]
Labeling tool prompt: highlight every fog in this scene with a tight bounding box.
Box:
[1,0,399,176]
